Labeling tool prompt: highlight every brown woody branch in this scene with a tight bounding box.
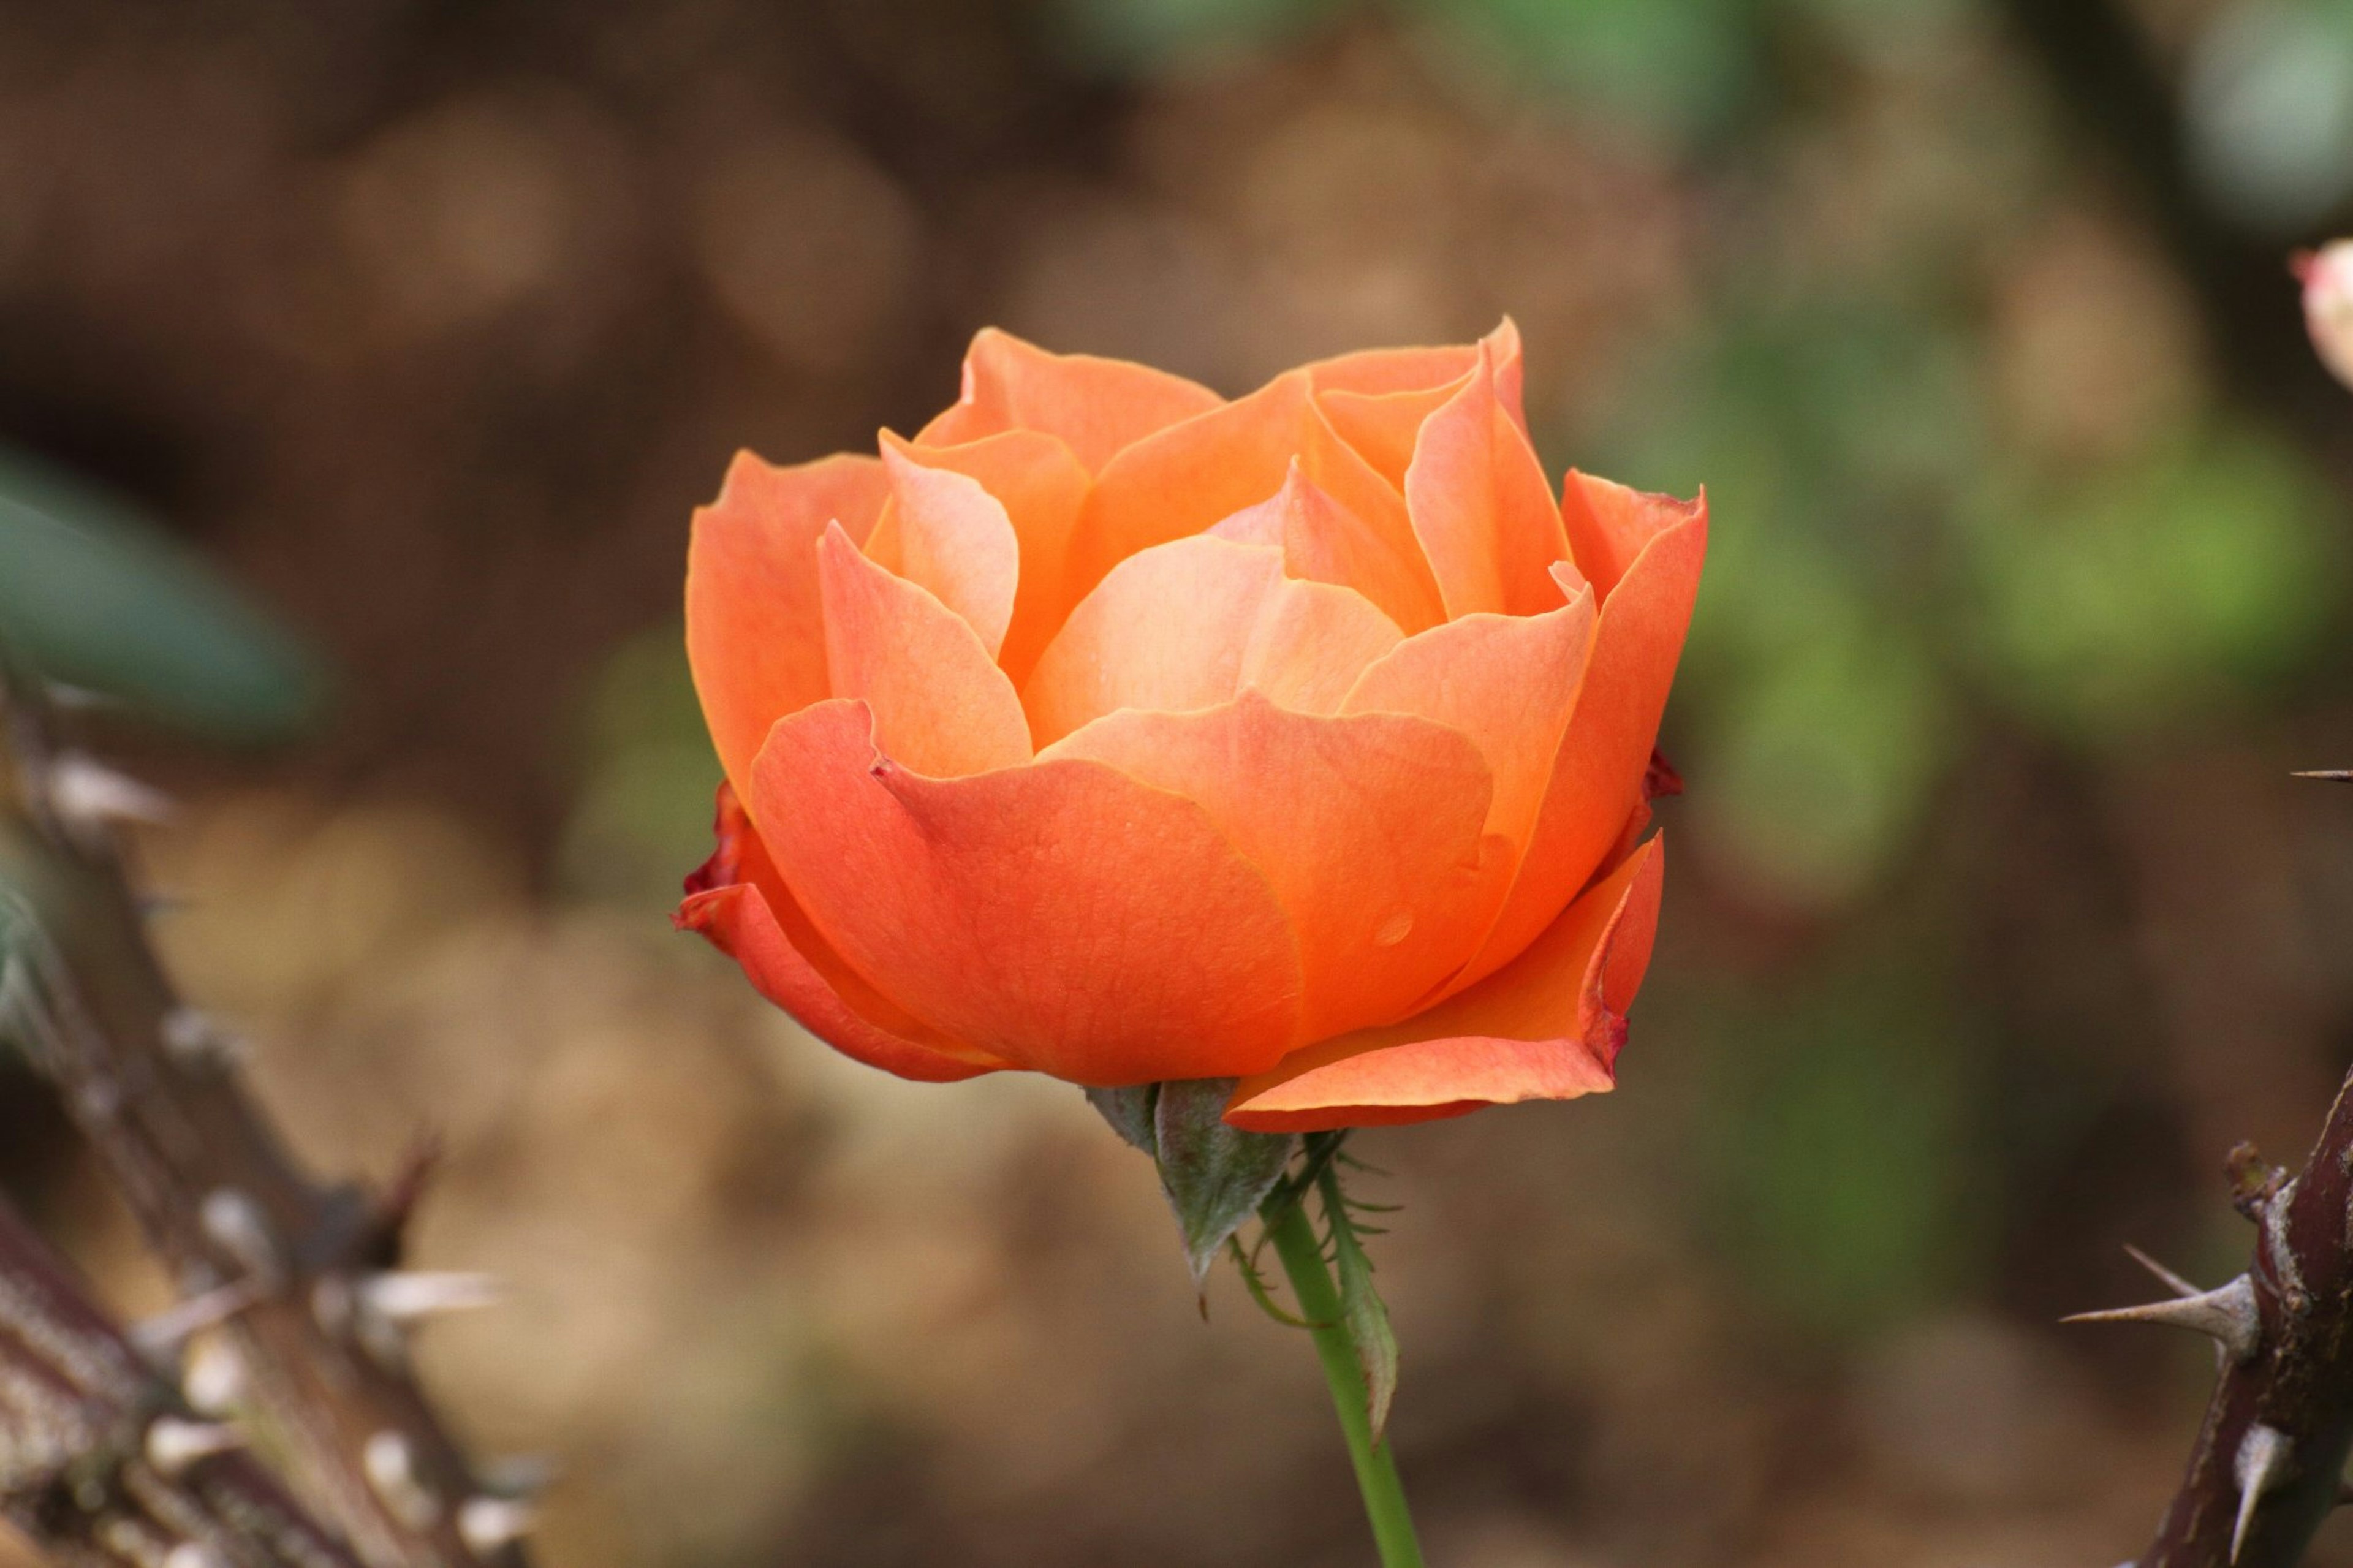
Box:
[0,1189,363,1568]
[0,663,530,1568]
[2079,1061,2353,1566]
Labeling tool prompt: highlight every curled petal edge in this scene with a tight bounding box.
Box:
[1222,832,1665,1132]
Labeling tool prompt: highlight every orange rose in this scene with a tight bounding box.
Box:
[677,324,1704,1131]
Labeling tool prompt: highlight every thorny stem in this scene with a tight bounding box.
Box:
[1262,1192,1423,1568]
[2124,1060,2353,1567]
[0,660,522,1568]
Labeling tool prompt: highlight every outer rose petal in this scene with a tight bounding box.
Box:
[1042,692,1501,1040]
[1343,570,1596,855]
[1452,504,1704,991]
[1225,835,1665,1131]
[915,327,1222,472]
[817,522,1031,777]
[869,444,1019,657]
[1406,340,1575,619]
[1022,535,1402,748]
[686,451,889,801]
[1067,371,1440,626]
[1561,470,1706,604]
[753,699,1305,1084]
[1208,462,1445,634]
[676,782,1004,1081]
[882,428,1091,684]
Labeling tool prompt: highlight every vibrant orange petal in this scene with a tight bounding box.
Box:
[868,444,1020,657]
[752,698,1305,1084]
[884,428,1091,685]
[817,521,1031,777]
[1562,470,1707,604]
[1044,692,1499,1039]
[1343,574,1596,854]
[1453,506,1704,990]
[1307,319,1526,431]
[1208,461,1447,634]
[676,782,1004,1081]
[1067,371,1441,624]
[1022,535,1402,748]
[915,327,1222,472]
[1317,379,1464,488]
[1405,340,1574,619]
[1224,835,1665,1131]
[686,451,889,801]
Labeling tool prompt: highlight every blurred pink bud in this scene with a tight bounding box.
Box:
[2295,241,2353,388]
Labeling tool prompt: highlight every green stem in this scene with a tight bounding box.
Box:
[1262,1194,1425,1568]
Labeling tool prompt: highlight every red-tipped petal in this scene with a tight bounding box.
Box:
[1453,505,1704,990]
[753,699,1305,1085]
[686,451,890,801]
[1224,835,1665,1131]
[1043,692,1499,1040]
[916,327,1222,472]
[817,522,1031,777]
[676,782,1004,1082]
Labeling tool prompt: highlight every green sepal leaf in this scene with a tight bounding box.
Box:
[1319,1163,1400,1444]
[1150,1077,1294,1293]
[1084,1083,1160,1155]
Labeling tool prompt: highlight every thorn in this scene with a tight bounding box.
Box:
[160,1007,247,1069]
[363,1431,441,1529]
[475,1455,558,1498]
[2235,1423,2292,1562]
[131,1281,260,1360]
[145,1417,243,1477]
[2063,1274,2261,1363]
[199,1189,282,1289]
[2292,770,2353,781]
[45,752,172,831]
[362,1271,501,1324]
[164,1545,225,1568]
[458,1496,537,1554]
[183,1338,246,1416]
[2123,1244,2202,1299]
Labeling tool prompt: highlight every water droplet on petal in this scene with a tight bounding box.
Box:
[1374,909,1414,947]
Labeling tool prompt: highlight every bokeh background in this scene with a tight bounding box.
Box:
[6,0,2353,1563]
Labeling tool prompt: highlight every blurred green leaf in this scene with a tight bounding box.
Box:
[0,449,325,740]
[1411,0,1762,137]
[1051,0,1342,72]
[1961,423,2342,741]
[558,625,721,909]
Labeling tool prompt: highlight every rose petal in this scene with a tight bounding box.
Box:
[686,450,889,800]
[1405,339,1574,619]
[1042,691,1500,1039]
[868,444,1020,658]
[1343,581,1597,854]
[1451,505,1704,990]
[1308,319,1525,430]
[753,698,1305,1083]
[1224,835,1664,1131]
[677,782,1004,1081]
[1561,470,1707,604]
[1067,371,1440,619]
[1317,379,1465,488]
[1208,461,1446,634]
[915,327,1222,472]
[817,521,1031,777]
[1023,534,1403,748]
[882,428,1091,684]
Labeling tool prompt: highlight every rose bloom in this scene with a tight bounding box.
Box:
[678,324,1704,1131]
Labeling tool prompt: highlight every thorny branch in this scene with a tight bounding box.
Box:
[0,663,532,1568]
[0,1189,360,1568]
[2079,1061,2353,1566]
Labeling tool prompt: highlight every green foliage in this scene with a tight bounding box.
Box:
[0,449,325,741]
[557,626,723,908]
[1960,425,2342,742]
[1148,1077,1297,1289]
[1316,1161,1400,1443]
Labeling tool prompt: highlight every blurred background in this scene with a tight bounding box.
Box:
[4,0,2353,1563]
